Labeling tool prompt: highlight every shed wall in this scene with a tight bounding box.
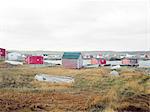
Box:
[26,56,43,64]
[62,58,82,69]
[7,52,22,61]
[62,59,78,68]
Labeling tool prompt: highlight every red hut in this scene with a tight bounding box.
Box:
[0,48,6,60]
[25,56,43,64]
[99,58,106,65]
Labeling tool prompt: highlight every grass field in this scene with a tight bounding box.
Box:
[0,62,150,112]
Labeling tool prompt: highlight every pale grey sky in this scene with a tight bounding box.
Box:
[0,0,150,51]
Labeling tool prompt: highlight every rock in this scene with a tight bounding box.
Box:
[111,65,121,70]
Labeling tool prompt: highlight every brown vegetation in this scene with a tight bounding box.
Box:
[0,63,150,112]
[0,90,100,112]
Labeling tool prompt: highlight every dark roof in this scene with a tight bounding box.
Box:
[62,52,81,59]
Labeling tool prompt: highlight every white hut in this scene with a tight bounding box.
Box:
[7,52,22,61]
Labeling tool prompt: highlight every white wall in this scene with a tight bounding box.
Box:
[7,52,22,61]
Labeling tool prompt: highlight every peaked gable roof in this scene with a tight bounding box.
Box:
[62,52,81,59]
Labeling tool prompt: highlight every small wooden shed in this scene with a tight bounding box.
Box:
[25,56,44,64]
[7,52,22,61]
[100,58,107,65]
[0,48,6,60]
[62,52,83,69]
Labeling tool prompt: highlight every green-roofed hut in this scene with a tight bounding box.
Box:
[62,52,83,69]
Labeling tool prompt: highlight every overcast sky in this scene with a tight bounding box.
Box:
[0,0,150,51]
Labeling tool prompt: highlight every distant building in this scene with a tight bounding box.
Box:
[125,54,136,58]
[42,54,49,60]
[83,55,91,59]
[122,58,138,66]
[144,53,150,60]
[48,54,62,60]
[0,48,6,60]
[7,52,22,61]
[91,58,99,65]
[91,58,106,65]
[62,52,83,69]
[96,54,103,59]
[25,56,44,64]
[120,55,126,59]
[100,58,107,65]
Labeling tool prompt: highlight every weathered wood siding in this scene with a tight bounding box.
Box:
[62,57,83,69]
[62,59,78,69]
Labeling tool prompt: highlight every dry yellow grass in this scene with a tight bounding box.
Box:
[0,90,100,112]
[31,80,73,90]
[125,81,145,93]
[30,66,110,77]
[0,63,149,112]
[120,68,145,77]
